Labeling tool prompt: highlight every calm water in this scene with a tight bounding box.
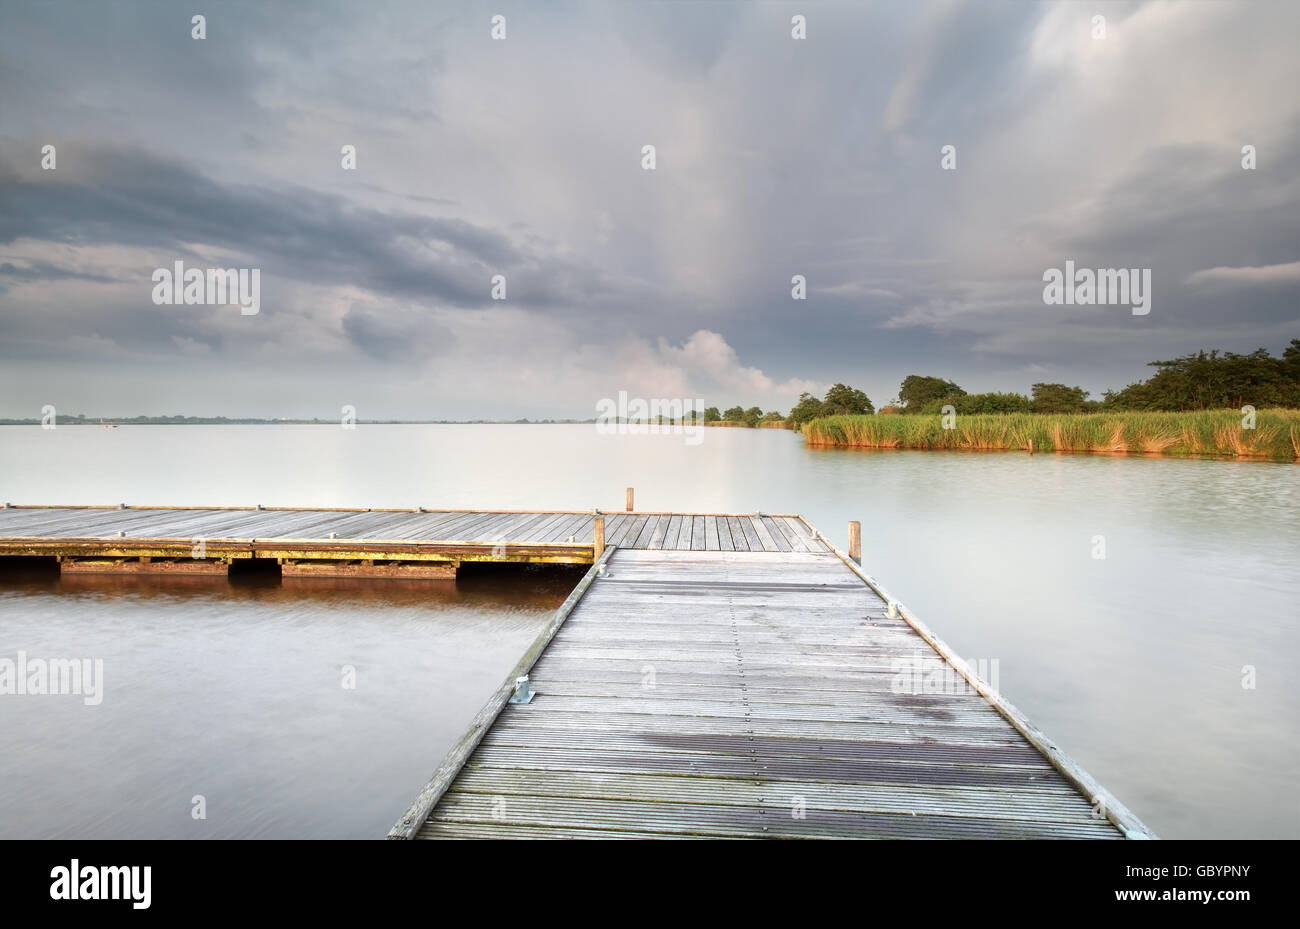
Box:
[1,425,1297,838]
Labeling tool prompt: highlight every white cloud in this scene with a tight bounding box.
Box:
[1185,262,1300,288]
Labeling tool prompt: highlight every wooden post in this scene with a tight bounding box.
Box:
[626,487,634,512]
[848,521,861,565]
[594,516,605,559]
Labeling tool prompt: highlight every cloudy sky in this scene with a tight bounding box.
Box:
[1,0,1296,419]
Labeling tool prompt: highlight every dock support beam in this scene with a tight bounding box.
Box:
[626,487,634,512]
[60,558,230,576]
[848,521,861,564]
[281,560,458,579]
[594,516,605,559]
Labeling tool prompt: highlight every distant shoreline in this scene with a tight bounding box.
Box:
[0,418,600,426]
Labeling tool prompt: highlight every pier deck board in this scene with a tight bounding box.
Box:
[403,548,1148,840]
[0,505,825,565]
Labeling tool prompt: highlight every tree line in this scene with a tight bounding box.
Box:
[892,340,1300,414]
[715,340,1300,427]
[700,384,875,428]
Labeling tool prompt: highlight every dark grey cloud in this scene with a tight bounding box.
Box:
[0,261,118,285]
[0,144,641,317]
[341,303,454,362]
[0,0,1296,417]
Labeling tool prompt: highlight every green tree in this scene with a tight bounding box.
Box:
[821,383,874,416]
[702,406,722,423]
[1030,383,1090,413]
[916,392,1031,415]
[723,405,745,422]
[789,392,825,427]
[959,392,1032,414]
[1104,344,1300,410]
[742,406,764,427]
[898,375,966,410]
[760,410,785,423]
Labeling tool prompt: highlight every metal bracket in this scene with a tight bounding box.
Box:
[508,675,536,704]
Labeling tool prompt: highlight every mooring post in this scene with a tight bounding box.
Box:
[593,515,605,559]
[626,487,635,512]
[848,520,861,565]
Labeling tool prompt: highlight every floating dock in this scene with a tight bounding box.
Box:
[0,502,1154,838]
[0,504,815,576]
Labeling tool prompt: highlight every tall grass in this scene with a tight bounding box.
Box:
[802,410,1300,461]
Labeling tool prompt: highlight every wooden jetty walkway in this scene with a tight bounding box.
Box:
[0,500,1154,838]
[0,502,815,576]
[387,519,1156,840]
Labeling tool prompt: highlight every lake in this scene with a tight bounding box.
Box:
[1,424,1296,838]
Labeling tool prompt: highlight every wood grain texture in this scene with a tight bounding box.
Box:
[410,549,1146,840]
[0,507,827,570]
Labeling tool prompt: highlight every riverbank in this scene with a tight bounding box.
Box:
[802,410,1300,461]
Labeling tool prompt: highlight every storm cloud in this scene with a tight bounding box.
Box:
[1,0,1296,418]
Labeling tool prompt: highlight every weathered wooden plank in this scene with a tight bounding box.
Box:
[675,515,695,551]
[748,516,780,551]
[690,515,707,550]
[655,516,678,550]
[477,726,1053,766]
[613,515,648,547]
[514,512,570,543]
[738,516,765,551]
[466,743,1070,788]
[607,515,634,545]
[760,516,793,552]
[715,516,735,552]
[387,544,619,839]
[786,516,827,551]
[703,516,720,551]
[725,516,749,552]
[631,515,660,550]
[540,513,589,544]
[426,794,1120,839]
[406,544,1146,840]
[447,768,1104,824]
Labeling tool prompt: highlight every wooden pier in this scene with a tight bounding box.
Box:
[0,504,817,577]
[388,521,1156,840]
[0,502,1154,838]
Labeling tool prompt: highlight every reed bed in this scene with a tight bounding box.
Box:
[802,410,1300,461]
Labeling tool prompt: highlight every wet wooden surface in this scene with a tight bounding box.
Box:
[414,549,1128,839]
[0,506,822,556]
